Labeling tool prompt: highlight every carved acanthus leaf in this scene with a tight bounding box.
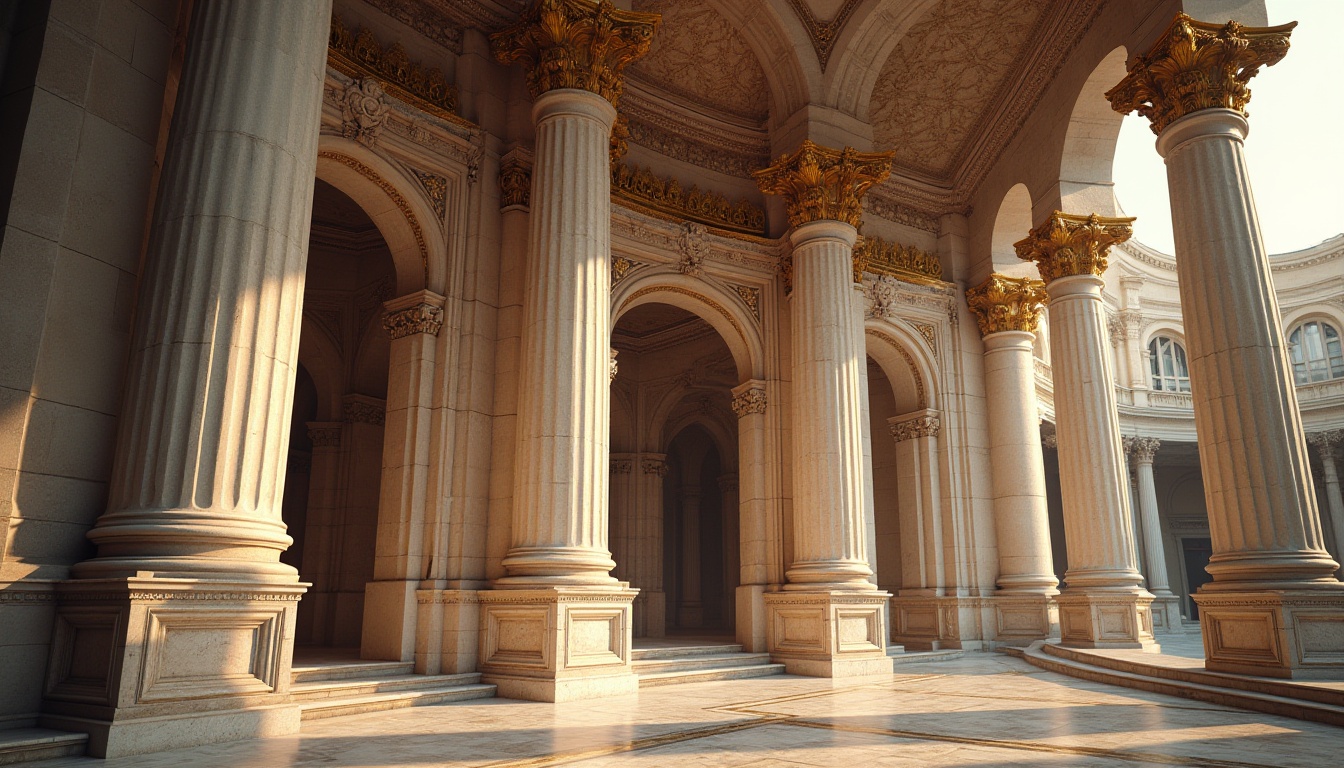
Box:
[753,141,892,229]
[1015,212,1134,283]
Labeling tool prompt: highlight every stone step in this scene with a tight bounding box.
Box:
[291,660,415,684]
[291,672,484,702]
[298,683,497,721]
[633,652,771,675]
[631,643,743,661]
[638,663,786,688]
[1022,643,1344,728]
[890,649,965,665]
[0,728,88,766]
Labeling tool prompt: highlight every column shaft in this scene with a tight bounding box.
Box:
[638,456,668,637]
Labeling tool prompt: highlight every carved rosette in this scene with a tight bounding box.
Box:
[340,78,391,146]
[641,457,669,477]
[1123,435,1162,464]
[490,0,660,108]
[383,303,444,339]
[965,274,1047,336]
[889,413,941,443]
[730,386,767,417]
[1105,13,1295,136]
[752,140,892,229]
[1014,211,1135,284]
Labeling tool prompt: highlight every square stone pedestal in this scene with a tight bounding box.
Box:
[992,594,1059,646]
[1149,595,1185,635]
[477,586,639,702]
[764,590,892,677]
[890,594,988,650]
[362,579,419,661]
[1056,590,1157,650]
[414,589,480,674]
[736,584,768,652]
[40,577,306,759]
[1193,589,1344,679]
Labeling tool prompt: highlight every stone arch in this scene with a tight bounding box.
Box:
[990,183,1036,271]
[1143,320,1188,351]
[315,138,444,295]
[864,320,938,413]
[827,0,940,120]
[1054,45,1129,216]
[612,271,765,382]
[297,315,345,422]
[610,385,637,453]
[703,0,817,119]
[662,411,738,475]
[1282,306,1344,339]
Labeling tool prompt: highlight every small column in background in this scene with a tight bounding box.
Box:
[1306,432,1344,567]
[1124,437,1184,633]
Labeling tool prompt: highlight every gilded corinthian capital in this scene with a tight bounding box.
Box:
[966,274,1047,336]
[490,0,660,108]
[752,141,893,229]
[1105,13,1295,135]
[1014,212,1134,284]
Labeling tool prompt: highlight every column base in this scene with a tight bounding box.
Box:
[477,586,638,702]
[1194,588,1344,679]
[890,594,988,650]
[40,577,305,759]
[414,589,480,674]
[764,590,892,677]
[736,584,768,652]
[1149,594,1185,635]
[992,594,1059,646]
[1056,590,1157,650]
[361,579,419,661]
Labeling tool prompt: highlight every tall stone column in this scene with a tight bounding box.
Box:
[608,454,636,585]
[638,455,668,637]
[484,0,658,701]
[732,381,770,650]
[1124,437,1183,633]
[40,0,333,755]
[887,411,947,650]
[1110,13,1344,677]
[1017,212,1156,650]
[966,275,1060,645]
[753,141,894,676]
[1305,432,1344,567]
[301,423,346,646]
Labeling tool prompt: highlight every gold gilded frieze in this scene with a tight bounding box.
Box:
[329,16,468,127]
[1106,12,1295,135]
[612,162,765,236]
[1014,211,1134,283]
[855,235,944,285]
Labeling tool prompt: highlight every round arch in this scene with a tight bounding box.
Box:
[1054,45,1129,216]
[704,0,816,119]
[1282,307,1344,338]
[989,183,1036,271]
[612,271,765,382]
[827,0,941,120]
[314,138,444,295]
[297,315,346,422]
[661,411,738,475]
[864,320,937,413]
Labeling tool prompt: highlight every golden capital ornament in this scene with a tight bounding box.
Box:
[965,274,1047,336]
[1014,212,1134,284]
[1105,12,1294,135]
[490,0,660,108]
[752,140,893,229]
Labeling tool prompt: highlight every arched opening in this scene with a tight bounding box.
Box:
[1057,45,1129,217]
[865,349,926,598]
[284,179,395,652]
[610,301,741,641]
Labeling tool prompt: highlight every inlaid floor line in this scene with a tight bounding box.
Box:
[476,718,780,768]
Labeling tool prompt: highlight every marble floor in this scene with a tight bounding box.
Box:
[28,653,1344,767]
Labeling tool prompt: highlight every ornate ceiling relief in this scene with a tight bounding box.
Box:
[628,0,769,121]
[784,0,862,71]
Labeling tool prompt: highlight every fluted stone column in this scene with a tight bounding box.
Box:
[732,381,770,651]
[39,0,333,755]
[484,0,658,701]
[1110,13,1344,677]
[753,142,894,676]
[1017,212,1156,650]
[1306,432,1344,568]
[1124,437,1183,633]
[966,275,1060,645]
[887,411,948,650]
[300,423,345,646]
[638,455,668,637]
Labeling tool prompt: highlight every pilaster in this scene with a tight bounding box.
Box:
[732,381,771,651]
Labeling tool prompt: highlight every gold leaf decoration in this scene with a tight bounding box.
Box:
[1014,211,1134,283]
[855,235,944,284]
[1106,12,1295,135]
[329,16,462,124]
[965,273,1047,336]
[612,162,765,236]
[753,141,892,229]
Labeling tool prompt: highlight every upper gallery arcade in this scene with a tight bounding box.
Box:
[1,0,1341,759]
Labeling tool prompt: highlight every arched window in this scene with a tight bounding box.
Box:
[1289,320,1344,385]
[1148,336,1190,392]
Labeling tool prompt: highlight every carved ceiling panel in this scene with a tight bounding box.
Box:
[629,0,769,121]
[871,0,1049,178]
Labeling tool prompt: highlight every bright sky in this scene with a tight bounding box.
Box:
[1112,0,1344,255]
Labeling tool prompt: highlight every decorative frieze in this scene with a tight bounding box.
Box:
[965,274,1047,336]
[612,162,765,235]
[889,413,941,442]
[864,192,941,234]
[1014,212,1134,283]
[641,457,669,476]
[753,141,893,228]
[307,425,342,448]
[1106,13,1295,135]
[730,385,767,417]
[610,457,633,474]
[855,235,943,284]
[329,16,460,122]
[490,0,660,108]
[343,398,386,426]
[383,302,444,339]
